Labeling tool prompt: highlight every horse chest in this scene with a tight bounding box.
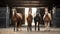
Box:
[27,15,32,22]
[44,15,50,22]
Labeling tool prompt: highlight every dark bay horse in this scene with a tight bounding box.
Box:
[34,14,41,31]
[27,14,33,31]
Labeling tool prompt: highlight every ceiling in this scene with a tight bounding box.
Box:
[0,0,60,7]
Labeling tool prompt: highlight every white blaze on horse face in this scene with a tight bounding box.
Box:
[45,8,48,14]
[12,8,16,16]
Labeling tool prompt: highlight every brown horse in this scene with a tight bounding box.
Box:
[43,13,51,31]
[27,14,33,31]
[12,10,22,31]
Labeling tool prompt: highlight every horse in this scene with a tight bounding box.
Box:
[34,14,41,31]
[12,11,22,31]
[27,14,33,31]
[43,13,51,31]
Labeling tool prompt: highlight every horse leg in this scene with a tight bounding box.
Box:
[27,26,30,31]
[45,22,48,30]
[27,22,32,31]
[30,23,32,31]
[13,21,16,31]
[14,23,17,31]
[45,21,50,31]
[20,21,22,31]
[35,22,37,31]
[47,22,50,30]
[14,23,15,31]
[38,22,40,31]
[15,22,18,31]
[17,25,20,31]
[18,25,22,31]
[27,23,30,31]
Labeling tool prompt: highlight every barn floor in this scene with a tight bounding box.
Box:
[0,27,60,34]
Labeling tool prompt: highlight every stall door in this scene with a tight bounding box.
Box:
[0,7,10,28]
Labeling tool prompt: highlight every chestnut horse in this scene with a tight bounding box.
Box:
[43,13,51,30]
[12,11,22,31]
[27,14,33,31]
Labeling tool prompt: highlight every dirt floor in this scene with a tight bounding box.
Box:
[0,27,60,34]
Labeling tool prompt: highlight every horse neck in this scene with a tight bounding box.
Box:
[13,13,17,18]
